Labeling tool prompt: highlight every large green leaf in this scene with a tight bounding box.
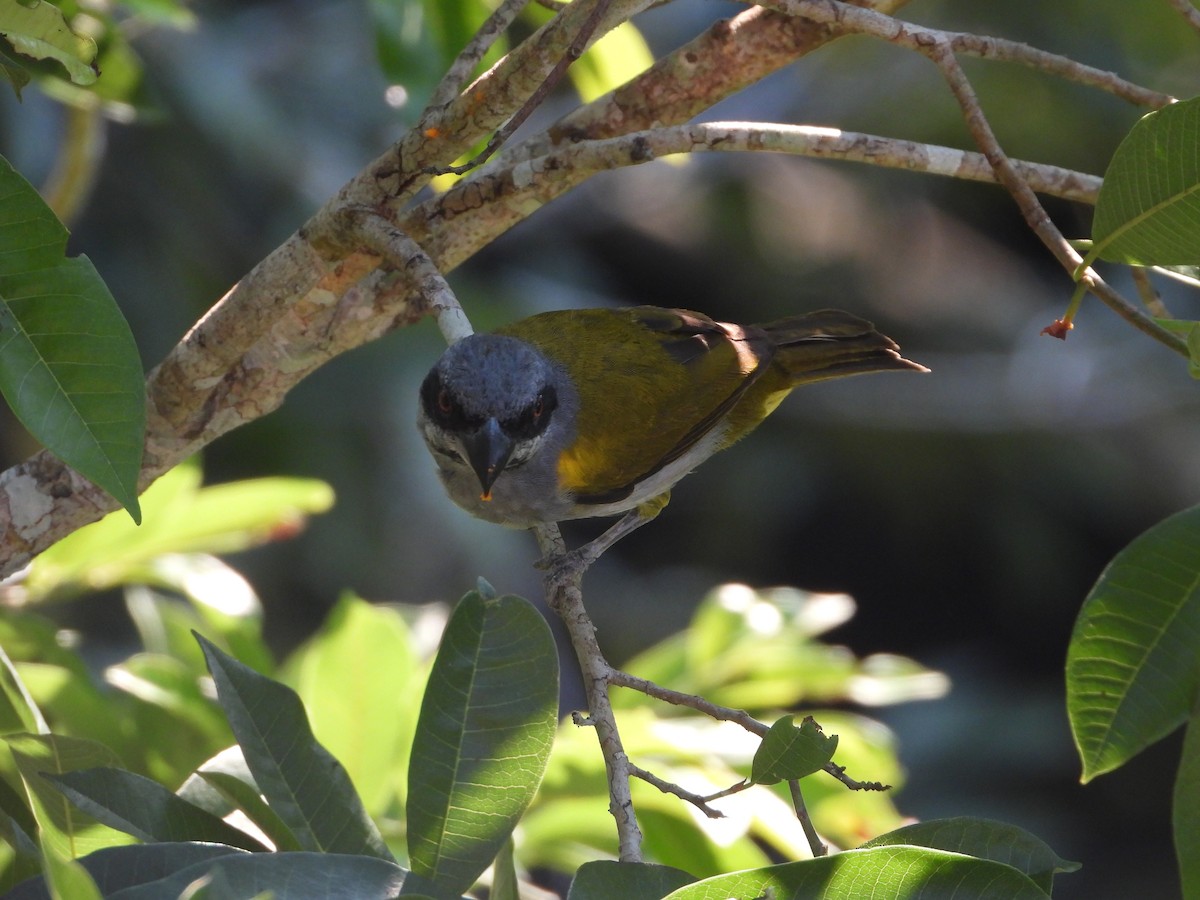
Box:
[44,767,267,851]
[0,0,98,88]
[39,841,101,900]
[567,860,696,899]
[85,851,408,900]
[4,733,136,859]
[178,746,303,853]
[3,843,244,900]
[661,847,1052,899]
[0,155,144,521]
[406,589,558,897]
[287,593,420,815]
[1090,96,1200,266]
[860,818,1079,893]
[24,461,334,602]
[1066,504,1200,781]
[196,634,392,861]
[1175,714,1200,899]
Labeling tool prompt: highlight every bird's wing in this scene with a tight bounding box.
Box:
[503,307,774,505]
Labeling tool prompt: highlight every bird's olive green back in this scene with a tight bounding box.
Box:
[497,307,773,501]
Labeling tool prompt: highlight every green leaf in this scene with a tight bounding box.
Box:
[0,0,98,86]
[1175,714,1200,899]
[406,590,559,897]
[0,640,48,735]
[1066,504,1200,781]
[176,746,302,853]
[0,155,144,521]
[287,593,419,815]
[41,840,102,900]
[44,766,268,851]
[490,836,519,900]
[7,843,246,897]
[0,46,31,97]
[84,851,408,900]
[1154,318,1200,379]
[661,847,1053,899]
[567,860,696,900]
[5,733,137,859]
[1091,96,1200,266]
[24,461,334,602]
[860,817,1079,893]
[751,716,838,784]
[196,633,393,861]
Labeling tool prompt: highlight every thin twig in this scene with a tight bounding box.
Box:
[427,0,615,176]
[770,0,1172,108]
[628,764,726,819]
[923,41,1189,355]
[534,524,645,863]
[428,0,531,109]
[788,780,827,857]
[1165,0,1200,33]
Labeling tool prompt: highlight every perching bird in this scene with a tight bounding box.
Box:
[418,306,925,559]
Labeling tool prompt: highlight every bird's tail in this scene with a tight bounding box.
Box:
[761,309,928,385]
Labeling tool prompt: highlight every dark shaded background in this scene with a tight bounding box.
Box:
[4,1,1200,896]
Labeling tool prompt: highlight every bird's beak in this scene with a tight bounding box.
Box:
[462,418,513,501]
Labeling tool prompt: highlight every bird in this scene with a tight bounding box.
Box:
[418,305,926,565]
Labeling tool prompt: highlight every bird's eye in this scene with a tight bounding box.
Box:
[532,393,545,420]
[437,389,453,415]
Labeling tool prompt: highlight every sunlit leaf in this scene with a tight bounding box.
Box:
[5,733,136,859]
[407,589,558,896]
[24,462,333,602]
[567,860,695,900]
[860,817,1079,893]
[0,0,98,86]
[45,767,267,851]
[1066,504,1200,781]
[661,847,1052,899]
[40,840,102,900]
[1091,96,1200,266]
[0,155,144,521]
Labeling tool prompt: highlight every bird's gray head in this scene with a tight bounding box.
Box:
[418,334,564,511]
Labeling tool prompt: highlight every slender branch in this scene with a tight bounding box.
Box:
[922,41,1188,355]
[768,0,1172,108]
[429,0,616,176]
[428,0,531,109]
[628,764,726,819]
[788,780,827,857]
[534,524,644,862]
[1165,0,1200,34]
[406,122,1102,275]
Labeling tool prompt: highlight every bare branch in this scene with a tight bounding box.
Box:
[789,779,827,857]
[628,764,726,819]
[534,524,645,862]
[1165,0,1200,34]
[428,0,531,109]
[429,0,615,176]
[768,0,1172,108]
[405,122,1102,275]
